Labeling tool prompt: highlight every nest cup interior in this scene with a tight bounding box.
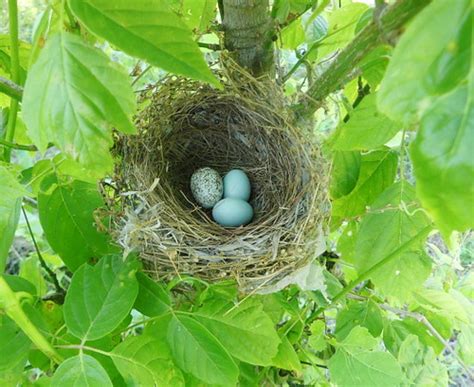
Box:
[113,75,328,288]
[162,99,305,227]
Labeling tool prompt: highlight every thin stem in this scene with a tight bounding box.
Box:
[0,76,23,100]
[280,43,318,84]
[131,64,152,87]
[295,0,432,118]
[22,207,65,299]
[198,42,221,51]
[308,225,432,323]
[4,0,21,162]
[0,137,36,151]
[0,277,63,364]
[342,80,370,123]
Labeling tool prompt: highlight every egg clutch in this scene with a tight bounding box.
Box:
[190,167,253,227]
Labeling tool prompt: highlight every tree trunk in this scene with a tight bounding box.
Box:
[222,0,275,77]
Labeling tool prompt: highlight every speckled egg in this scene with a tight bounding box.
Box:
[223,169,251,201]
[190,167,223,209]
[212,198,254,227]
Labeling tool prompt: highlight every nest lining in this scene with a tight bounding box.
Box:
[110,67,329,291]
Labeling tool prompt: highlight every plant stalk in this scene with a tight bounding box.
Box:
[4,0,21,162]
[0,76,23,101]
[0,277,63,364]
[295,0,431,118]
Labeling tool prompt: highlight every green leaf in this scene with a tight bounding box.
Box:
[398,335,448,386]
[383,318,445,356]
[22,31,136,175]
[167,314,239,386]
[68,0,220,87]
[308,320,326,352]
[411,82,474,236]
[328,326,403,387]
[330,151,361,200]
[281,19,305,49]
[51,354,113,386]
[0,315,30,374]
[1,274,37,296]
[360,45,391,88]
[377,0,470,124]
[335,300,383,340]
[413,288,470,326]
[458,323,474,365]
[271,334,302,372]
[332,149,398,222]
[38,179,115,271]
[113,330,184,386]
[194,298,281,366]
[134,272,171,317]
[19,255,48,297]
[173,0,217,33]
[0,165,27,272]
[331,93,401,151]
[63,255,139,341]
[317,3,368,60]
[272,0,290,23]
[353,182,432,299]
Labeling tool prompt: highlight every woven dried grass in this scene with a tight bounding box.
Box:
[109,64,330,292]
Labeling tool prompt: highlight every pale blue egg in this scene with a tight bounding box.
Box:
[212,198,253,227]
[223,169,251,201]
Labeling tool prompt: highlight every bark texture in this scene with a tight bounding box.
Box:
[222,0,274,76]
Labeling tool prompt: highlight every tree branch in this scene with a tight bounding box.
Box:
[294,0,432,118]
[0,76,23,101]
[0,137,36,151]
[222,0,275,76]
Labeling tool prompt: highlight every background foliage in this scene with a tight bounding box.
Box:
[0,0,473,386]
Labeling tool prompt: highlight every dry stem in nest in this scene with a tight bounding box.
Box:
[110,65,330,292]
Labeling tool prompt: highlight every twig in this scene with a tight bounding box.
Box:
[0,75,23,100]
[0,137,37,151]
[198,42,221,51]
[131,64,152,87]
[380,303,474,379]
[342,79,370,123]
[295,0,432,118]
[21,207,65,302]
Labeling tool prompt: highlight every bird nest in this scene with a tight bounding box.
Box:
[108,67,330,292]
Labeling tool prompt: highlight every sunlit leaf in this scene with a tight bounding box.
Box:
[63,255,139,341]
[38,179,115,271]
[167,314,239,385]
[398,335,448,386]
[353,182,432,299]
[23,32,136,175]
[331,93,401,151]
[113,330,184,386]
[328,326,403,387]
[411,82,474,236]
[0,166,27,272]
[377,0,470,123]
[195,298,281,366]
[51,354,112,386]
[68,0,220,87]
